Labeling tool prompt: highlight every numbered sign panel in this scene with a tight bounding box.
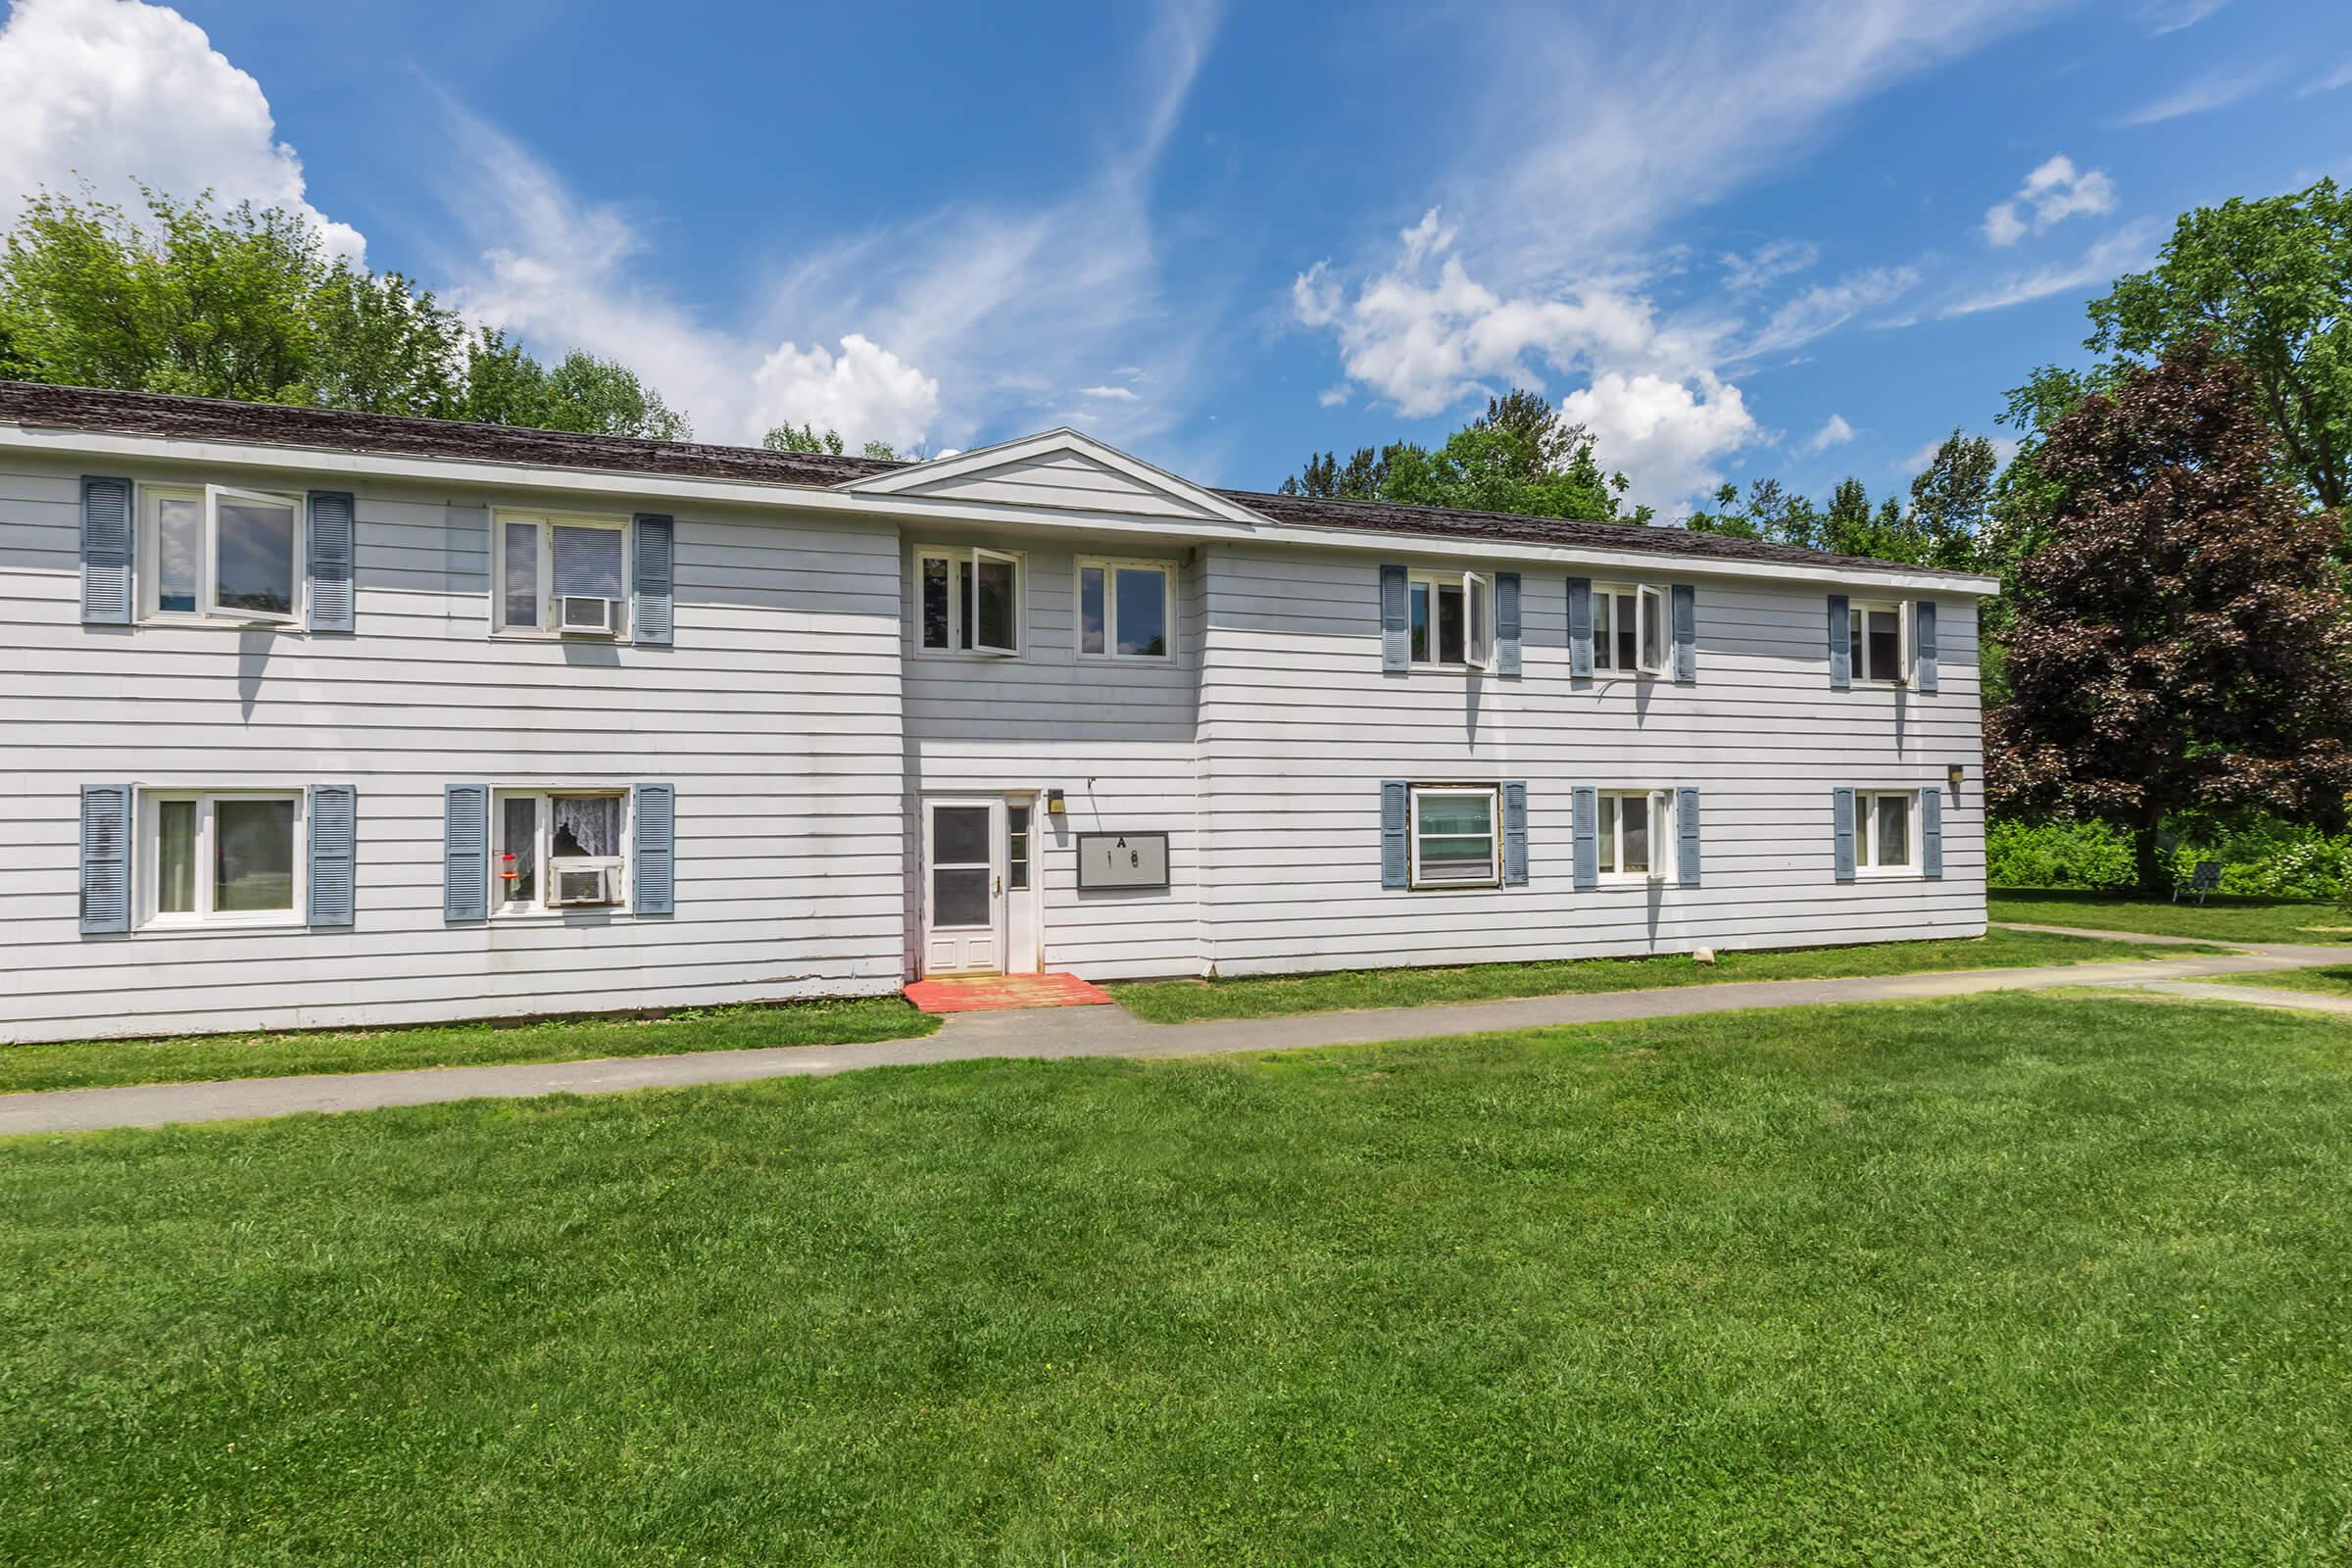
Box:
[1076,831,1171,892]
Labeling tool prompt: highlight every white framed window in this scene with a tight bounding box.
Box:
[1408,784,1500,889]
[494,512,631,638]
[1592,583,1668,676]
[138,482,305,625]
[915,544,1023,657]
[1077,557,1175,660]
[1408,569,1497,670]
[137,788,306,927]
[1850,599,1911,684]
[493,789,630,914]
[1595,789,1673,881]
[1855,789,1919,875]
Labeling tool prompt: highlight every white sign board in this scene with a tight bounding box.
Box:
[1076,831,1170,892]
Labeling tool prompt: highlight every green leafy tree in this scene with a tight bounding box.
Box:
[1278,388,1651,522]
[760,422,901,460]
[1985,341,2352,889]
[1905,429,1997,571]
[0,184,688,438]
[2088,179,2352,511]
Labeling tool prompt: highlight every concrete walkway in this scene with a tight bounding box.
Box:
[5,929,2345,1137]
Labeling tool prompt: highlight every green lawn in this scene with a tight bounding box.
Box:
[0,996,936,1096]
[5,992,2347,1565]
[1990,888,2352,945]
[2209,962,2352,999]
[1105,926,2199,1022]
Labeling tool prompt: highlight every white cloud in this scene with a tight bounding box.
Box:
[1719,240,1819,292]
[0,0,364,259]
[2304,58,2352,96]
[1293,2,2062,516]
[439,0,1221,451]
[1942,220,2163,317]
[2118,65,2274,125]
[1982,154,2117,246]
[1801,414,1855,454]
[1316,384,1350,408]
[2143,0,2230,33]
[1738,267,1920,360]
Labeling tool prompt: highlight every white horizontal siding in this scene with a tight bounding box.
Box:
[1194,543,1986,979]
[899,451,1226,520]
[0,457,908,1043]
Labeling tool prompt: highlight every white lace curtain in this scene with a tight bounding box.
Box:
[551,795,621,858]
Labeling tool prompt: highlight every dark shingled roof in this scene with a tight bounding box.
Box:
[0,380,1984,581]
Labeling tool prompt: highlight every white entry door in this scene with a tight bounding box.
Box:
[921,796,1005,975]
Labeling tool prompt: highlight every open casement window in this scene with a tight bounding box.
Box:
[140,789,305,926]
[916,545,1022,656]
[495,513,631,638]
[1408,784,1500,889]
[494,790,628,912]
[1849,599,1912,685]
[1408,570,1497,670]
[1595,789,1673,881]
[1078,558,1175,660]
[1855,789,1919,875]
[139,483,304,624]
[1591,583,1668,676]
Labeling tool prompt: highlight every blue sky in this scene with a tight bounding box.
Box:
[1,0,2347,514]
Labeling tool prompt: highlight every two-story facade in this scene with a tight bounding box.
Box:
[0,383,1997,1045]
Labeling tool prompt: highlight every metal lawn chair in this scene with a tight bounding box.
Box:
[2172,860,2221,905]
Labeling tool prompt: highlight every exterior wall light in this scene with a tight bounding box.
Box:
[1046,789,1067,815]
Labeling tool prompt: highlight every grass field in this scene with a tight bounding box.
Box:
[5,991,2347,1565]
[1104,925,2200,1022]
[2210,962,2352,998]
[1989,888,2352,945]
[0,996,936,1096]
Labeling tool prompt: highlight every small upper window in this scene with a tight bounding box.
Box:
[140,789,304,926]
[917,546,1021,656]
[140,483,304,625]
[1850,600,1910,684]
[1855,790,1917,874]
[1078,558,1174,660]
[1409,570,1495,670]
[1595,789,1673,881]
[1408,784,1499,889]
[1592,584,1667,676]
[495,790,629,913]
[496,513,629,638]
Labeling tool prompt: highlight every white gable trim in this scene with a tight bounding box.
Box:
[834,427,1270,528]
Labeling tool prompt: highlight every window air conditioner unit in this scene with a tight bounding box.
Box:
[559,596,617,635]
[548,863,619,907]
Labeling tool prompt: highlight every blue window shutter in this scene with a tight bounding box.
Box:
[1572,786,1598,890]
[80,475,133,625]
[1501,780,1529,886]
[1677,786,1701,887]
[633,514,674,645]
[1827,595,1851,689]
[1494,572,1522,676]
[308,784,357,927]
[634,782,676,914]
[1380,780,1408,888]
[1922,786,1944,879]
[1832,787,1856,882]
[1671,584,1697,682]
[1913,599,1938,693]
[79,784,132,934]
[1567,576,1593,678]
[1379,565,1409,670]
[443,784,489,922]
[306,491,356,633]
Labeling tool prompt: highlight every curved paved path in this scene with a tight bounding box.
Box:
[5,928,2344,1137]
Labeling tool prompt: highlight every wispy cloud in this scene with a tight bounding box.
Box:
[1941,220,2164,317]
[2142,0,2231,33]
[2117,65,2275,125]
[1292,0,2066,516]
[1982,154,2117,246]
[2303,58,2352,96]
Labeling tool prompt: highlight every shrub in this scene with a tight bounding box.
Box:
[1985,819,2138,890]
